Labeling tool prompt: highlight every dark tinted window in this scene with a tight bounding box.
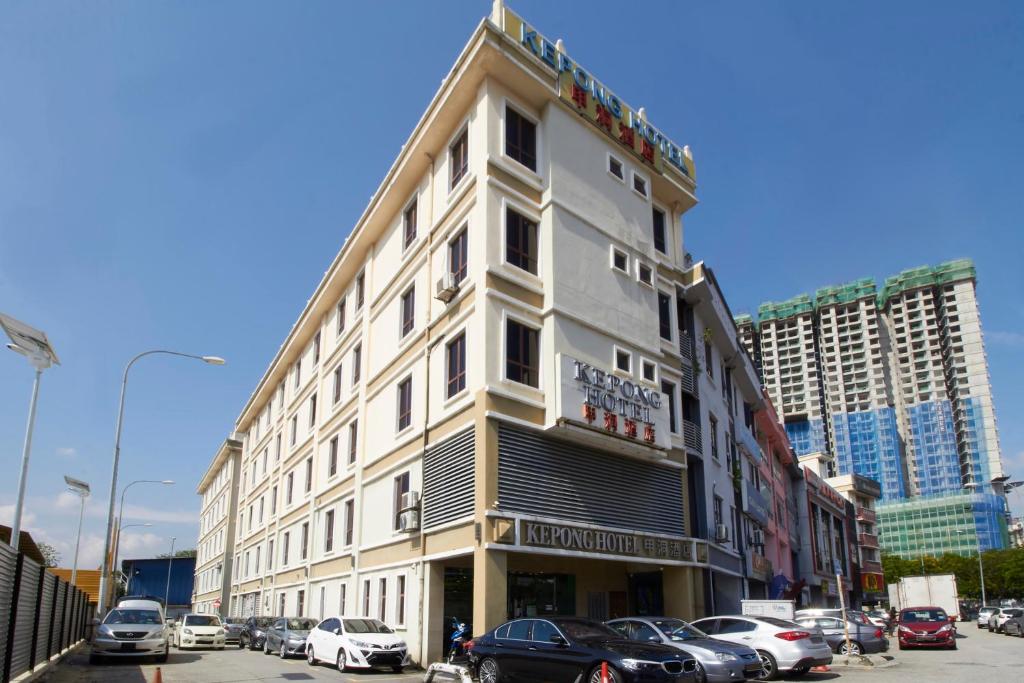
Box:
[319,618,339,632]
[185,615,221,627]
[531,620,559,642]
[506,208,538,274]
[507,620,531,640]
[505,107,537,172]
[717,618,756,634]
[608,621,630,637]
[553,620,621,641]
[343,618,393,634]
[506,320,539,387]
[634,622,660,641]
[652,207,667,253]
[691,618,717,634]
[495,624,510,639]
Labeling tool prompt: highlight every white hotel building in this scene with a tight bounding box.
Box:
[193,1,768,664]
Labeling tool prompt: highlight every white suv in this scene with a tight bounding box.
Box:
[91,599,169,664]
[305,617,408,673]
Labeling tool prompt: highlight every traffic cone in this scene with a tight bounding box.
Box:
[153,667,163,683]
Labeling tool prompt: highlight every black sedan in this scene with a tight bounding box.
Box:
[239,616,275,650]
[469,617,697,683]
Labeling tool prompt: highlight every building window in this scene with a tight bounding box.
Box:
[403,199,417,250]
[328,436,338,477]
[305,456,313,493]
[352,344,361,384]
[339,584,347,615]
[632,172,648,198]
[652,207,667,254]
[378,577,388,622]
[258,497,264,524]
[505,106,537,171]
[275,434,281,462]
[505,207,538,275]
[396,575,406,626]
[449,228,468,285]
[638,262,653,286]
[506,319,539,388]
[397,377,413,432]
[662,380,677,433]
[268,540,274,570]
[709,415,719,459]
[704,338,714,378]
[611,247,628,273]
[615,348,631,374]
[282,532,290,566]
[446,333,466,398]
[336,298,346,335]
[289,416,297,446]
[308,393,317,428]
[313,332,321,365]
[608,155,624,180]
[713,495,724,531]
[300,522,309,560]
[642,360,657,383]
[297,589,305,617]
[362,580,371,617]
[286,472,294,504]
[355,272,365,310]
[333,365,343,404]
[393,472,410,531]
[658,293,672,340]
[319,586,326,620]
[344,499,354,546]
[294,359,301,389]
[348,420,358,465]
[450,128,468,188]
[400,285,415,337]
[271,486,277,515]
[324,510,335,553]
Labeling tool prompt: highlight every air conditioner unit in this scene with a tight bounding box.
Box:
[400,490,421,511]
[435,272,460,303]
[399,510,420,532]
[715,523,729,543]
[752,529,765,546]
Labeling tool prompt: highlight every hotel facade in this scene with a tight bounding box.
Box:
[190,1,809,664]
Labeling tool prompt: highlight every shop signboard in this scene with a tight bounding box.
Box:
[519,520,693,563]
[862,572,884,593]
[745,485,771,526]
[556,354,671,449]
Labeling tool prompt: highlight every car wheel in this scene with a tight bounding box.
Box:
[948,640,957,650]
[279,642,287,658]
[337,649,348,673]
[755,650,778,681]
[238,635,247,649]
[477,657,500,683]
[840,641,863,656]
[307,646,316,666]
[263,639,270,655]
[588,664,623,683]
[694,661,708,683]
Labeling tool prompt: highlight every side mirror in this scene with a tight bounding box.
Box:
[549,634,567,646]
[647,635,661,643]
[334,627,341,635]
[91,618,101,626]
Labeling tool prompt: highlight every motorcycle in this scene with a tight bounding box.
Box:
[447,617,472,663]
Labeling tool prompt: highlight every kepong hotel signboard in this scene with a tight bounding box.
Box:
[501,7,696,182]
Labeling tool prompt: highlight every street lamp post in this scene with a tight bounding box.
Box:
[96,350,224,617]
[63,476,90,584]
[1,313,60,551]
[164,537,176,610]
[111,479,174,584]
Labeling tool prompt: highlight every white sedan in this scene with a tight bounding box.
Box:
[175,613,226,650]
[305,616,409,673]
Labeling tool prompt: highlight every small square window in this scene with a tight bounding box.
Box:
[608,155,624,180]
[642,360,657,383]
[632,172,648,197]
[638,262,653,286]
[615,349,631,374]
[611,247,628,273]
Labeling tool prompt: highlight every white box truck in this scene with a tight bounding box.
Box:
[888,574,959,619]
[741,599,796,621]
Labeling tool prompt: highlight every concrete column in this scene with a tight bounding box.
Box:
[423,562,446,664]
[664,566,701,621]
[473,547,507,636]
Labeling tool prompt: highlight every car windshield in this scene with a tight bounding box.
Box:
[286,619,317,631]
[343,618,393,633]
[652,619,708,641]
[254,618,274,627]
[901,610,947,623]
[186,615,221,626]
[104,609,162,625]
[554,620,621,641]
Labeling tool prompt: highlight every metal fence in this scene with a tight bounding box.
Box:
[0,542,90,683]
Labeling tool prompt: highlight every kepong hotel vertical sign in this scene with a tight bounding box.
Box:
[501,7,696,182]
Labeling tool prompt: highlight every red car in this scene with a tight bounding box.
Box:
[897,607,957,650]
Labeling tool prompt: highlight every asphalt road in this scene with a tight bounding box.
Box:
[47,627,1024,683]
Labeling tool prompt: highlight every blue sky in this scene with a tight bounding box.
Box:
[1,1,1022,568]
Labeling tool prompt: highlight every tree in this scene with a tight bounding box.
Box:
[37,543,61,568]
[882,547,1024,601]
[157,548,196,559]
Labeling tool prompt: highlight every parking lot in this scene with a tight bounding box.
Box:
[46,626,1023,683]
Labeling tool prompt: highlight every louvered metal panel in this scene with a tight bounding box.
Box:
[9,559,42,679]
[49,582,66,658]
[60,586,72,652]
[422,427,475,529]
[34,573,55,667]
[498,424,684,535]
[0,543,16,680]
